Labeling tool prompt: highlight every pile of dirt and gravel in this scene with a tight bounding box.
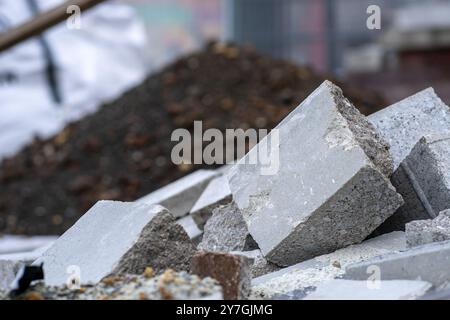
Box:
[0,42,387,235]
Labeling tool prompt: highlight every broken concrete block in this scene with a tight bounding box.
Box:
[368,88,450,171]
[375,134,450,234]
[190,175,232,230]
[304,279,431,300]
[345,239,450,288]
[177,215,203,245]
[251,231,406,299]
[191,251,251,300]
[228,80,402,266]
[406,210,450,248]
[198,202,258,253]
[36,201,196,286]
[136,169,218,218]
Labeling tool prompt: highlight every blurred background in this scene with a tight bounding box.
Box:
[1,0,450,235]
[128,0,450,103]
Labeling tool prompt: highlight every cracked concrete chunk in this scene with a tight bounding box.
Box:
[344,239,450,288]
[136,169,218,218]
[375,134,450,234]
[36,201,195,286]
[228,81,401,266]
[191,251,251,300]
[251,231,406,299]
[190,175,232,230]
[406,209,450,248]
[304,279,431,300]
[368,88,450,171]
[198,202,258,252]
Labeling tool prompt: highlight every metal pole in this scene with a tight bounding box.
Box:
[0,0,107,53]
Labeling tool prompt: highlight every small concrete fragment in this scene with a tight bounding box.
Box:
[136,169,218,218]
[228,80,401,266]
[36,201,196,286]
[198,202,258,253]
[251,231,406,299]
[304,279,431,300]
[3,270,223,300]
[368,88,450,171]
[345,239,450,288]
[190,175,232,230]
[191,251,251,300]
[375,134,450,234]
[406,209,450,248]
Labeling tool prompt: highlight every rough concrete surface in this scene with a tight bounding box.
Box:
[198,202,258,253]
[228,80,401,266]
[368,88,450,171]
[406,209,450,247]
[36,201,195,286]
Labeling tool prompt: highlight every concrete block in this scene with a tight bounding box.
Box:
[251,231,406,299]
[304,279,431,300]
[191,251,251,300]
[345,239,450,288]
[136,169,218,218]
[198,202,258,253]
[190,175,232,230]
[228,80,401,266]
[375,134,450,234]
[36,201,196,286]
[368,88,450,171]
[406,209,450,248]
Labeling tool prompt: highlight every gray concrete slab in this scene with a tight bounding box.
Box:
[345,239,450,288]
[228,81,401,266]
[35,201,195,286]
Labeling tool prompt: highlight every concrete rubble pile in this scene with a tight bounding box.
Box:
[1,81,450,300]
